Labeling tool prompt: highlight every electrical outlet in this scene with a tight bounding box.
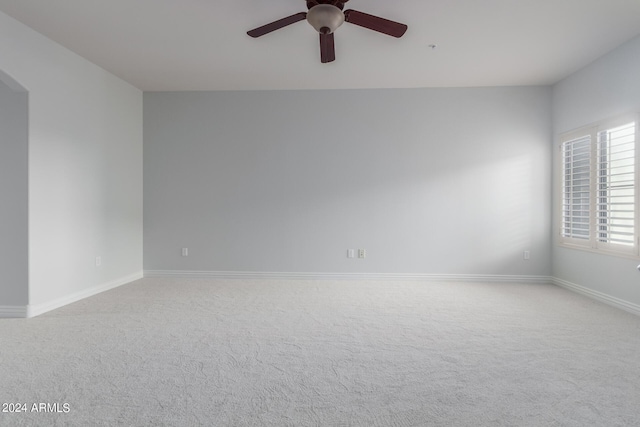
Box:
[181,248,189,257]
[523,251,530,260]
[95,256,102,267]
[347,249,355,258]
[358,249,366,259]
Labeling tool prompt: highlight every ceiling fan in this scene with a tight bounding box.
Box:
[247,0,408,63]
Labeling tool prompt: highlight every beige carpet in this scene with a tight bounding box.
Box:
[1,278,640,426]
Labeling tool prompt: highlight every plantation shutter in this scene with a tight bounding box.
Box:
[596,122,636,246]
[562,135,591,240]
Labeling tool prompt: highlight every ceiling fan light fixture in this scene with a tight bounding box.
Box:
[306,4,345,34]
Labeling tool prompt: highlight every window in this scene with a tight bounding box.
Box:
[560,116,638,257]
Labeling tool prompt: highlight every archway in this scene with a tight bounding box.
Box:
[0,70,28,312]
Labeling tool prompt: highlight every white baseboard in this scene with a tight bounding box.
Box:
[0,305,29,318]
[552,277,640,316]
[144,270,553,284]
[0,271,144,319]
[26,271,144,318]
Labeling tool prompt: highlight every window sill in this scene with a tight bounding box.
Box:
[557,242,640,260]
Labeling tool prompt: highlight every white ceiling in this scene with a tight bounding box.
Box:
[1,0,640,91]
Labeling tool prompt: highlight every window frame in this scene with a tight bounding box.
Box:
[558,114,640,258]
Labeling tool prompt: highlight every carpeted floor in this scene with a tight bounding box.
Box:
[1,278,640,426]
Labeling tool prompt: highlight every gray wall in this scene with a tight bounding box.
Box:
[144,87,552,276]
[552,35,640,306]
[0,77,28,305]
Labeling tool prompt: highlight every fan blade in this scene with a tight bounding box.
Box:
[247,12,307,38]
[319,32,335,63]
[344,10,407,38]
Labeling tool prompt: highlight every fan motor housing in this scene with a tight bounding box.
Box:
[307,1,347,10]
